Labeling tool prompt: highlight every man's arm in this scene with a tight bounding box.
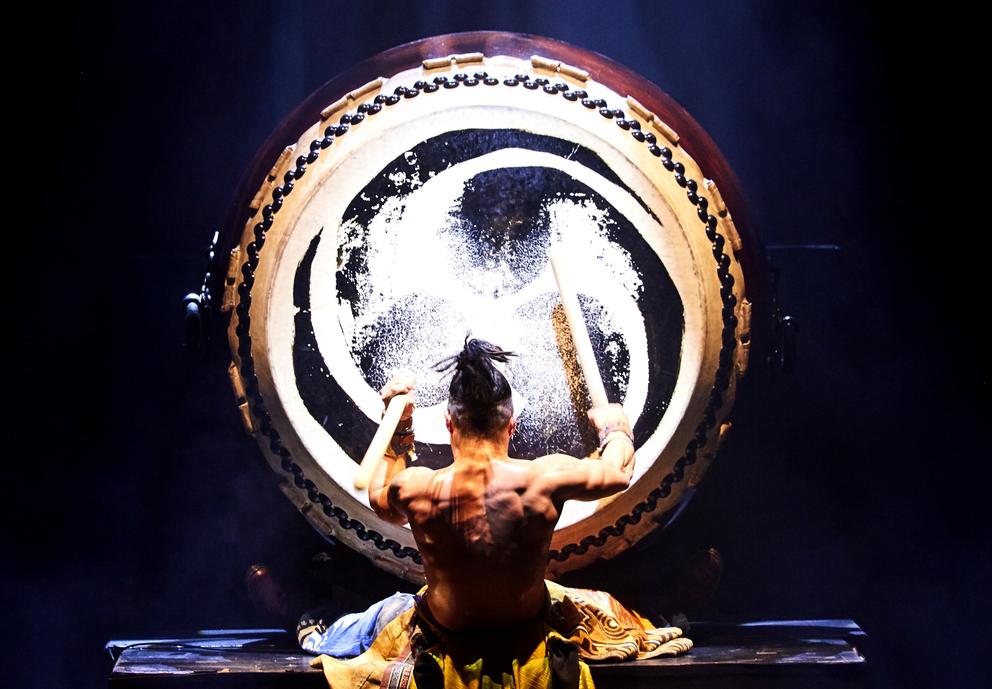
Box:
[534,403,635,503]
[367,374,436,525]
[368,374,418,525]
[369,446,413,525]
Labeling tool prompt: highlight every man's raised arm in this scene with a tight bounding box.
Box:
[534,403,636,503]
[588,402,635,484]
[368,374,420,525]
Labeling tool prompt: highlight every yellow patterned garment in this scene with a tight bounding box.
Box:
[308,580,691,689]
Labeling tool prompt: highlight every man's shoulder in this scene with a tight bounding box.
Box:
[390,465,435,499]
[500,455,575,480]
[531,453,584,471]
[521,454,588,497]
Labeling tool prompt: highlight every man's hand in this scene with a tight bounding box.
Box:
[368,373,419,524]
[532,402,636,504]
[379,373,416,420]
[587,403,633,443]
[587,402,635,488]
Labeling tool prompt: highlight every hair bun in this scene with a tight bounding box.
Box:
[440,337,515,373]
[433,337,517,435]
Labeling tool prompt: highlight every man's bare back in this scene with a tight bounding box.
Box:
[368,356,635,632]
[403,455,556,629]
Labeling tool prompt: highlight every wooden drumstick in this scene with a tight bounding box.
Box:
[354,393,411,490]
[550,249,610,408]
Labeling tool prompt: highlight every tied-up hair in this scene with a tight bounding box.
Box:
[434,337,517,436]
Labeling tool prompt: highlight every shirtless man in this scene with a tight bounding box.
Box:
[367,338,636,631]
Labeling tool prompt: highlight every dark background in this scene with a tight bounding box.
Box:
[9,2,985,687]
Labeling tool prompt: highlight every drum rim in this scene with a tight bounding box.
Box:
[221,33,764,581]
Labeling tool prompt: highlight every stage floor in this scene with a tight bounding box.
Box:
[107,619,868,688]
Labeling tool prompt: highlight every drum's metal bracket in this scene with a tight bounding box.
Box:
[320,78,387,122]
[702,177,745,272]
[626,97,680,146]
[531,55,589,83]
[250,147,295,211]
[221,245,241,314]
[228,360,255,434]
[737,299,752,378]
[703,179,731,220]
[423,53,484,71]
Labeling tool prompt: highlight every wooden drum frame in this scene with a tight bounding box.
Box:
[215,33,770,582]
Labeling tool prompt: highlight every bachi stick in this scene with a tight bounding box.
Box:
[550,249,610,408]
[354,393,411,490]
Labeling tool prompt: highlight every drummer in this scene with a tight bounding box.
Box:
[305,337,691,688]
[369,337,635,631]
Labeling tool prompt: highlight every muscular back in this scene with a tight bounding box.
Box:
[375,400,634,631]
[398,457,559,631]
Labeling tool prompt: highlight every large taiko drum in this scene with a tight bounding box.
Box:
[214,33,770,582]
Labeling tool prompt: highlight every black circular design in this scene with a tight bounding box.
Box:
[304,131,681,466]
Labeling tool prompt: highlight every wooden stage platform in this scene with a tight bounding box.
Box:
[107,619,868,688]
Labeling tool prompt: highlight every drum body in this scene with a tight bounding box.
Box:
[217,33,769,582]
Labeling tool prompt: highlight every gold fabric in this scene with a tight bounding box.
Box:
[542,581,692,662]
[308,580,691,689]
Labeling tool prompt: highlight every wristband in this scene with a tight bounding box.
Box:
[390,415,414,455]
[597,421,633,446]
[598,429,634,454]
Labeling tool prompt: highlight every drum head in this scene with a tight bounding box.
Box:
[222,33,760,581]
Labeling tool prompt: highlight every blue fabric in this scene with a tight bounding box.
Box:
[300,592,416,658]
